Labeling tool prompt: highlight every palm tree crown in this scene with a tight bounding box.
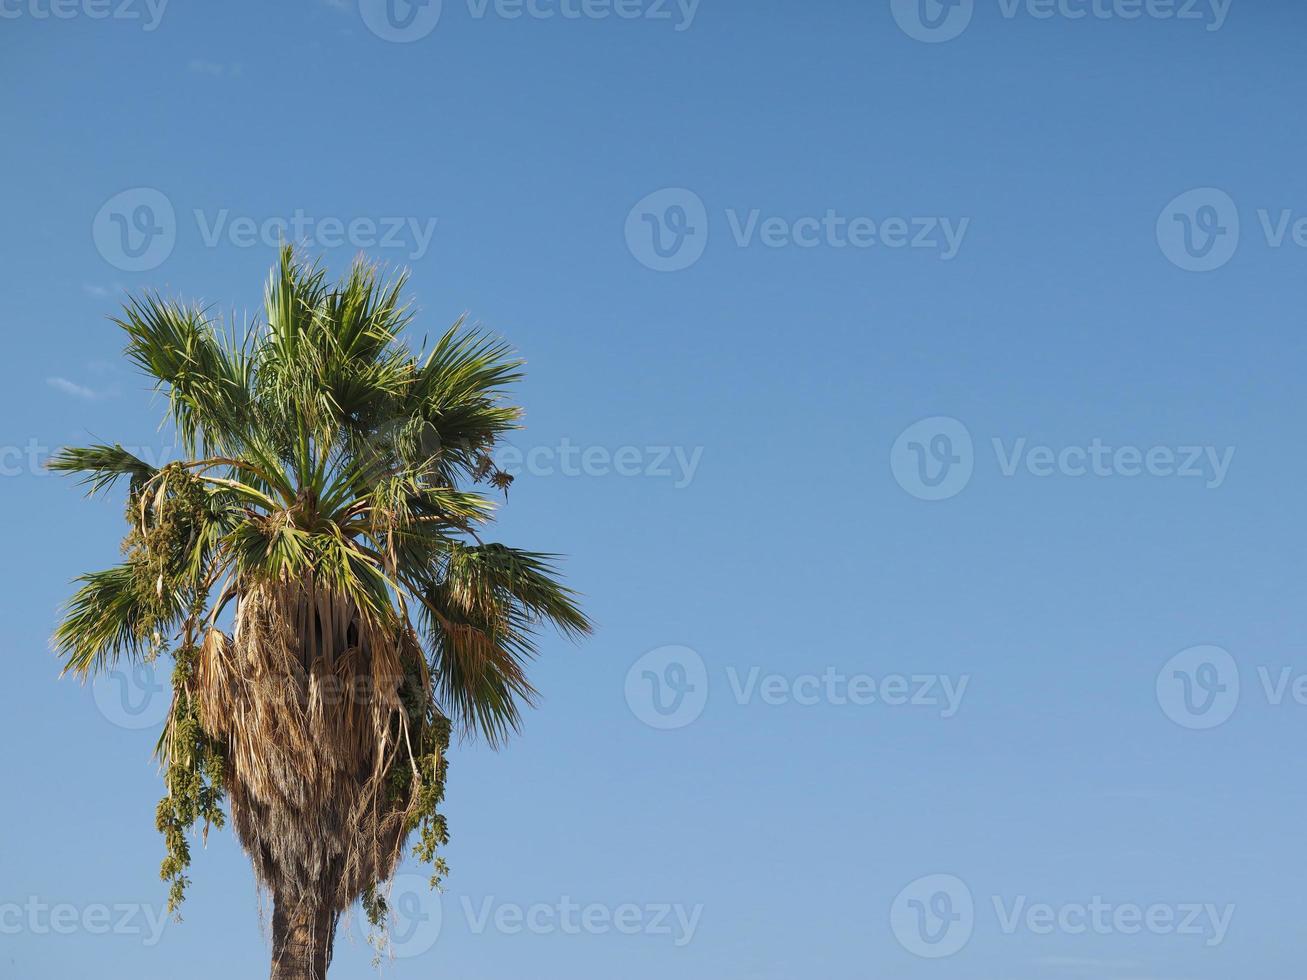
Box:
[50,247,590,972]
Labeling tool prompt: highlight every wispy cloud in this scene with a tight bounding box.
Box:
[47,377,101,400]
[82,282,131,300]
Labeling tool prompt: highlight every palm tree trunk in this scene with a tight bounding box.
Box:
[270,893,336,980]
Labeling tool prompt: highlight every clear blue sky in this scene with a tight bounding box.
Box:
[3,1,1305,978]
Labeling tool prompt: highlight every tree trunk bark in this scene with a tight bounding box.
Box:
[270,893,336,980]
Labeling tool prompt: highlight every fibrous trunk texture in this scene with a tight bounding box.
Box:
[197,576,428,978]
[270,893,337,980]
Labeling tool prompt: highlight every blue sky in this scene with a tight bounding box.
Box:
[3,1,1306,977]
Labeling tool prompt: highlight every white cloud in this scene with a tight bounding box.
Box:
[47,377,100,400]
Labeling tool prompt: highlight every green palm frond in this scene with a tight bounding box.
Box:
[47,443,157,496]
[407,543,590,744]
[116,296,252,456]
[53,564,179,675]
[53,245,590,743]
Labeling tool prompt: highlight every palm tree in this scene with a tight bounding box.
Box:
[51,247,591,979]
